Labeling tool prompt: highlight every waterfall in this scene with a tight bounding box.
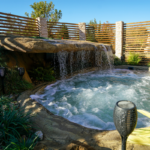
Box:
[81,50,86,70]
[70,51,73,75]
[95,47,102,68]
[57,50,68,78]
[56,45,114,78]
[101,45,114,71]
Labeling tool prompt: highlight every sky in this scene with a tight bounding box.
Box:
[0,0,150,24]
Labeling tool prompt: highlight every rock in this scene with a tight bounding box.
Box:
[17,84,150,150]
[0,35,112,53]
[35,131,43,140]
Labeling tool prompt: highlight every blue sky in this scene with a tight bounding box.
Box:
[0,0,150,24]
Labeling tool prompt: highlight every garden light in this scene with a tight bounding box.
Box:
[18,67,25,77]
[113,100,137,150]
[0,67,6,94]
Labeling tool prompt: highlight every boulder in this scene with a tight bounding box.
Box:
[0,35,112,53]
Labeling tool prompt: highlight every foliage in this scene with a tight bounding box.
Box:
[0,67,34,95]
[28,66,55,82]
[126,52,141,65]
[86,18,115,44]
[147,62,150,67]
[114,55,127,66]
[25,1,62,22]
[0,47,9,67]
[56,24,69,39]
[0,96,13,113]
[128,109,150,146]
[0,95,39,149]
[3,133,39,150]
[0,106,32,146]
[86,18,97,42]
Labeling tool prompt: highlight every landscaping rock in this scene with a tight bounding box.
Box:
[35,131,43,140]
[0,35,112,53]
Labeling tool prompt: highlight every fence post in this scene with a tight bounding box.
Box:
[37,17,48,38]
[115,21,124,59]
[78,22,86,40]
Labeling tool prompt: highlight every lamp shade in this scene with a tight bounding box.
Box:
[18,67,25,77]
[0,67,6,77]
[113,100,137,150]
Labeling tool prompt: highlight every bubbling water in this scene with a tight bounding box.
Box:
[30,69,150,130]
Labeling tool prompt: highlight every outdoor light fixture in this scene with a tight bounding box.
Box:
[0,67,6,94]
[18,67,25,78]
[113,100,137,150]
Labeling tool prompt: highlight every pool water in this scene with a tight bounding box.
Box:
[30,69,150,130]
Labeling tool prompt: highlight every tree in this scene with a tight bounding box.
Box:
[56,24,69,39]
[86,18,100,42]
[25,1,62,22]
[86,19,115,44]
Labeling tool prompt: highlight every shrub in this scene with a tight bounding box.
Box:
[28,66,55,82]
[4,133,39,150]
[114,55,127,66]
[0,96,39,149]
[126,52,141,65]
[0,106,32,146]
[147,62,150,67]
[0,67,34,95]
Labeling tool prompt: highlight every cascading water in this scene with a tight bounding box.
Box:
[70,51,73,75]
[101,45,114,71]
[81,50,86,71]
[55,45,114,78]
[95,47,102,68]
[57,50,68,78]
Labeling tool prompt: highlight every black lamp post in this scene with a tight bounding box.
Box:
[113,100,137,150]
[18,67,25,78]
[0,67,6,94]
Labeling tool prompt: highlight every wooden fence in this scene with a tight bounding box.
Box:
[47,21,79,40]
[0,12,39,37]
[123,21,150,65]
[86,23,116,51]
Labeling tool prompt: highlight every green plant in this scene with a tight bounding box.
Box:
[0,67,34,95]
[113,55,127,66]
[0,106,32,146]
[0,96,13,115]
[147,62,150,67]
[126,52,141,65]
[4,133,39,150]
[28,66,55,82]
[0,47,9,67]
[0,96,13,107]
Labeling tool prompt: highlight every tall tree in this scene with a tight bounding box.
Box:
[86,18,100,42]
[25,1,62,22]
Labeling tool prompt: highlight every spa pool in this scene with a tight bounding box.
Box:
[30,69,150,130]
